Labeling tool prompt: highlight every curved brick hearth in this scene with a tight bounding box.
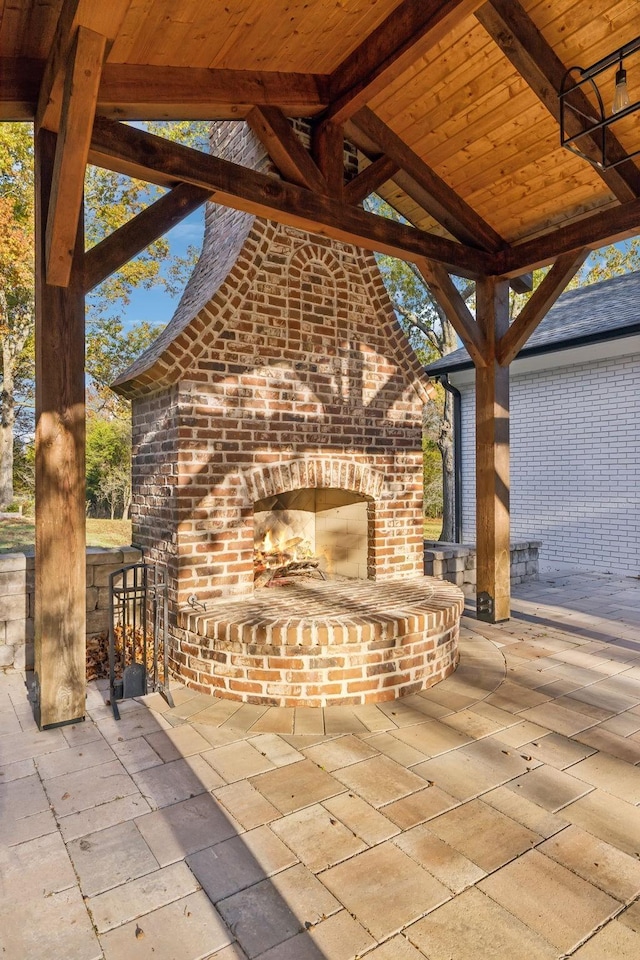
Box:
[173,577,464,707]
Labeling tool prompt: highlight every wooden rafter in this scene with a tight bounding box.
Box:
[417,259,488,368]
[344,156,399,206]
[325,0,484,124]
[84,183,212,294]
[497,249,588,366]
[348,108,505,252]
[247,107,327,193]
[476,0,640,203]
[312,120,345,198]
[45,26,105,287]
[89,118,493,278]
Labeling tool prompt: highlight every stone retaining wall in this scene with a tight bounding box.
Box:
[424,540,541,596]
[0,547,142,671]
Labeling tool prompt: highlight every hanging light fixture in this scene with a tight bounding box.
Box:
[559,35,640,169]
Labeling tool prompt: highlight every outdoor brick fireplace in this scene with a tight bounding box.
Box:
[114,122,464,706]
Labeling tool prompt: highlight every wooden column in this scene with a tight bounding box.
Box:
[475,277,510,622]
[34,127,86,728]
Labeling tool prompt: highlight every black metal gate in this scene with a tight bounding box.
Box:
[108,562,174,719]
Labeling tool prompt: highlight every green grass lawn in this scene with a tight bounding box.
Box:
[0,516,132,553]
[424,517,443,540]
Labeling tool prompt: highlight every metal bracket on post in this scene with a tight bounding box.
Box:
[476,591,495,622]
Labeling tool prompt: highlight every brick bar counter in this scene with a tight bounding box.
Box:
[173,577,464,707]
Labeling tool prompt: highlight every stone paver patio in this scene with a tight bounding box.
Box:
[2,571,640,959]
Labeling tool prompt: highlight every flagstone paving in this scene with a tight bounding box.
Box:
[2,570,640,958]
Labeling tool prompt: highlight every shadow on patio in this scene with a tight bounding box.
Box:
[2,571,640,959]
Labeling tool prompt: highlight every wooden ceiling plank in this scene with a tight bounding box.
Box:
[499,197,640,276]
[326,0,484,124]
[247,106,327,193]
[350,107,505,252]
[417,258,488,367]
[476,0,640,202]
[46,26,106,287]
[84,182,211,293]
[497,249,588,365]
[88,117,493,278]
[344,155,399,205]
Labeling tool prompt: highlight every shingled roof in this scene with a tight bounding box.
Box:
[426,270,640,375]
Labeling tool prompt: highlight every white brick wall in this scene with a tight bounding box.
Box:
[459,352,640,574]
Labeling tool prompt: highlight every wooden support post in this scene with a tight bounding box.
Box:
[34,127,86,728]
[475,277,511,622]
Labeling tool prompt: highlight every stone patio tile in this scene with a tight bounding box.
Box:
[482,786,569,838]
[361,731,429,767]
[439,708,506,739]
[144,724,213,761]
[95,708,173,744]
[0,807,57,847]
[553,693,616,721]
[349,703,398,731]
[395,824,486,892]
[86,861,200,933]
[249,706,295,734]
[563,788,640,857]
[135,792,239,866]
[133,755,224,809]
[323,706,369,735]
[404,693,456,719]
[186,698,243,727]
[578,725,640,763]
[249,758,344,814]
[35,737,117,780]
[375,699,438,726]
[539,823,640,901]
[469,700,522,727]
[0,706,22,737]
[61,718,104,746]
[411,736,536,803]
[165,694,216,721]
[506,763,594,811]
[302,734,378,770]
[360,935,427,959]
[485,681,552,713]
[598,711,640,736]
[381,785,459,829]
[209,946,249,960]
[112,735,164,773]
[1,829,78,897]
[67,819,159,897]
[323,791,399,844]
[44,759,139,816]
[332,754,428,808]
[254,909,375,960]
[201,740,276,781]
[571,921,640,959]
[187,824,297,903]
[568,751,640,803]
[248,733,304,767]
[190,721,249,748]
[99,890,232,960]
[393,719,472,756]
[490,719,550,747]
[0,885,102,960]
[58,793,153,842]
[0,724,67,764]
[293,707,325,736]
[218,862,341,958]
[214,780,281,830]
[321,841,450,941]
[0,770,50,819]
[405,887,556,960]
[218,703,270,732]
[271,802,367,871]
[0,755,35,782]
[427,798,540,872]
[516,701,597,736]
[619,899,640,931]
[415,685,477,711]
[525,731,597,768]
[478,849,620,952]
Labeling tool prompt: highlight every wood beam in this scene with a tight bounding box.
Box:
[46,26,106,287]
[34,127,86,729]
[35,0,129,133]
[475,276,511,623]
[247,107,327,193]
[312,120,345,198]
[349,108,505,251]
[476,0,640,202]
[344,156,399,206]
[89,118,493,279]
[497,249,588,366]
[417,259,488,368]
[498,197,640,276]
[84,183,211,294]
[326,0,483,124]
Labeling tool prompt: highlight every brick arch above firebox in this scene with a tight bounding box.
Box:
[243,458,385,505]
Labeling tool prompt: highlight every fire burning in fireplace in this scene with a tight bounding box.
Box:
[254,531,326,584]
